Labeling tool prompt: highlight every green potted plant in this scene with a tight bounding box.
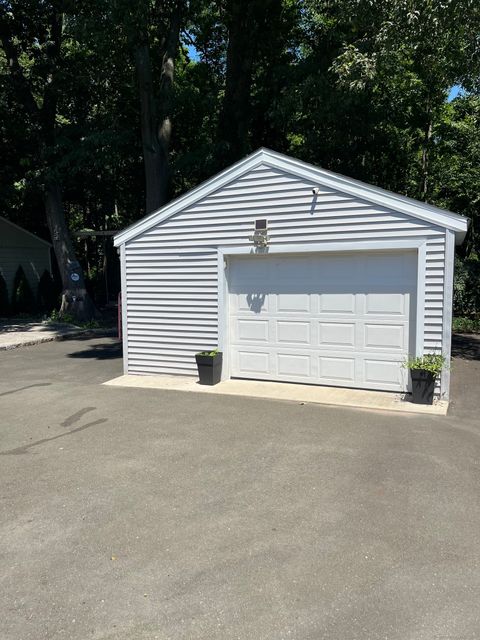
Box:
[195,348,223,385]
[403,354,447,405]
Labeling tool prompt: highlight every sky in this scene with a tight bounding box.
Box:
[448,85,463,101]
[187,44,200,61]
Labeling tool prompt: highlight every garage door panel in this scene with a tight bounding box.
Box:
[237,319,269,342]
[230,258,270,283]
[272,256,312,280]
[363,358,404,386]
[277,293,311,313]
[318,356,355,382]
[277,321,311,344]
[237,350,270,375]
[319,293,355,314]
[234,292,269,313]
[318,322,355,347]
[229,252,416,392]
[364,324,405,350]
[277,353,311,377]
[365,293,406,315]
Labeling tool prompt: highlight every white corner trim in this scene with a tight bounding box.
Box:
[217,251,230,381]
[114,148,468,247]
[415,242,427,357]
[441,229,455,399]
[120,244,129,375]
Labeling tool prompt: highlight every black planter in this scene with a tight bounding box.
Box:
[195,352,223,385]
[410,369,436,404]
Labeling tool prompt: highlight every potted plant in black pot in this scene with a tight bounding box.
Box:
[403,354,446,404]
[195,348,223,385]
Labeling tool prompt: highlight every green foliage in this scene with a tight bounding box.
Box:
[454,256,480,316]
[0,0,479,311]
[196,348,220,357]
[11,266,36,315]
[403,354,447,375]
[0,272,10,316]
[452,317,480,334]
[37,270,59,314]
[48,309,76,325]
[80,319,101,329]
[47,310,99,329]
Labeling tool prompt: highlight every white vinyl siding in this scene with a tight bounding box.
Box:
[123,164,447,386]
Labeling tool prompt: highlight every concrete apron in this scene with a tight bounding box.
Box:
[104,374,448,416]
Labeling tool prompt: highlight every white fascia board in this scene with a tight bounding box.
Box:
[114,147,469,247]
[113,150,266,247]
[0,216,52,247]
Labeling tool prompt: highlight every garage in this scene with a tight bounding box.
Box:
[229,251,416,391]
[114,148,468,400]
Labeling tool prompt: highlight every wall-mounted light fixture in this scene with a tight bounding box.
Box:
[248,219,269,247]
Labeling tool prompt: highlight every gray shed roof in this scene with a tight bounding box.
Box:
[0,216,52,247]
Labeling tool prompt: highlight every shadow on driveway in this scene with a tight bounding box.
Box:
[67,341,122,360]
[65,334,480,363]
[0,419,108,456]
[452,333,480,361]
[0,382,52,397]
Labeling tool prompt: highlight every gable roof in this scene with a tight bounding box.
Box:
[0,216,52,247]
[114,148,469,247]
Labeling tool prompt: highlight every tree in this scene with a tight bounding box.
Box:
[115,0,186,213]
[216,0,285,167]
[0,1,95,320]
[0,0,479,319]
[327,0,480,199]
[430,96,480,260]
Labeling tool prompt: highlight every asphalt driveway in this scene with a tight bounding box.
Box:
[1,336,480,640]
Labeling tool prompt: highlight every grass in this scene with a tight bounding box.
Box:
[452,317,480,334]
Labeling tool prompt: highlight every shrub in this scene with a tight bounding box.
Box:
[11,265,36,315]
[196,348,220,357]
[48,308,75,324]
[452,316,480,334]
[454,256,480,316]
[0,272,10,316]
[37,269,59,314]
[402,354,446,375]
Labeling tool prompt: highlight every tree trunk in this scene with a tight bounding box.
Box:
[420,106,433,201]
[45,181,95,321]
[217,0,257,167]
[135,42,167,214]
[157,4,182,196]
[135,2,183,214]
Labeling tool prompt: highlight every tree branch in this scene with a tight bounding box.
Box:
[41,10,63,140]
[0,15,39,118]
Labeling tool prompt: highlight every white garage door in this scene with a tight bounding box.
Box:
[228,251,417,392]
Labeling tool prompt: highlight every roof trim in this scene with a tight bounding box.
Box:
[114,148,469,247]
[0,216,52,247]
